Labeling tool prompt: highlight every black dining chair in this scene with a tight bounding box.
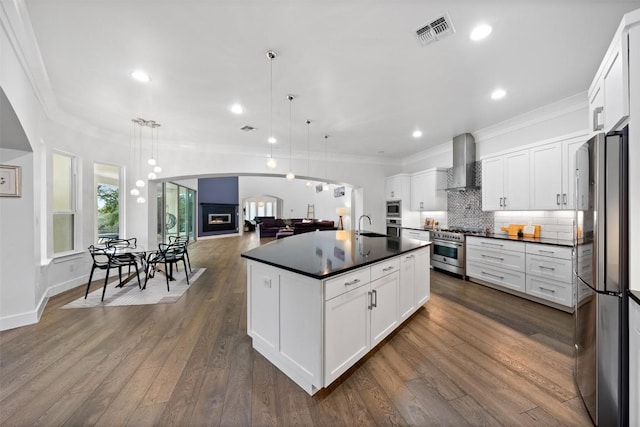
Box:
[106,238,141,272]
[144,242,189,291]
[168,235,191,273]
[85,245,142,301]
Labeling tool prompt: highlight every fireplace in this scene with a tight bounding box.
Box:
[201,203,238,233]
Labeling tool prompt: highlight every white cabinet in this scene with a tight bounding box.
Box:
[529,138,585,210]
[399,253,416,321]
[370,272,399,346]
[385,174,410,201]
[324,281,370,385]
[401,228,430,242]
[588,28,630,133]
[410,168,447,211]
[630,298,640,427]
[413,247,430,307]
[482,151,529,211]
[466,237,526,293]
[525,243,574,308]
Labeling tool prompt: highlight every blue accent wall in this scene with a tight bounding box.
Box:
[198,177,239,237]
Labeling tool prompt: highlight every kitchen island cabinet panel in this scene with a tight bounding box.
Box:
[400,253,416,321]
[414,247,430,307]
[370,272,400,347]
[324,284,370,385]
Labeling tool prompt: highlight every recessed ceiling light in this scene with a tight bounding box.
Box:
[412,130,423,138]
[231,103,244,114]
[491,88,506,100]
[130,70,151,83]
[470,24,492,41]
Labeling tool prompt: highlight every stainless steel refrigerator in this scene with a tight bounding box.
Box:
[575,126,629,426]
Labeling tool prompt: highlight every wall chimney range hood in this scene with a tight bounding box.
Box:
[446,133,479,191]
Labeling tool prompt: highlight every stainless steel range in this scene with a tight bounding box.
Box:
[430,227,484,277]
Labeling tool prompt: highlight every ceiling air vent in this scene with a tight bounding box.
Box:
[240,125,256,132]
[415,13,455,46]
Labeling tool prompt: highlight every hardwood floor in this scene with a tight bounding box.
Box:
[0,233,592,426]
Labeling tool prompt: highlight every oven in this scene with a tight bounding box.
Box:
[430,231,466,276]
[386,218,401,238]
[386,200,401,218]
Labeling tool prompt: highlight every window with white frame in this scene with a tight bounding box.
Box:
[94,163,120,243]
[52,152,77,254]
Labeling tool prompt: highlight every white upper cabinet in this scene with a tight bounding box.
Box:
[530,143,563,209]
[529,136,584,210]
[385,174,410,201]
[410,168,447,211]
[588,22,631,134]
[482,151,529,211]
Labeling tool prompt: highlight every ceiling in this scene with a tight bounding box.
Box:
[16,0,640,160]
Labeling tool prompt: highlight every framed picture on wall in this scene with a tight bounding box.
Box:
[333,186,345,197]
[0,165,21,197]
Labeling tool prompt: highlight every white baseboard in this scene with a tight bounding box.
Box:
[0,274,88,331]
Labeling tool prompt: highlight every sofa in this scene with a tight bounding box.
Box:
[292,220,336,235]
[258,218,286,237]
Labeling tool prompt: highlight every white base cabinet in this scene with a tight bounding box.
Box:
[466,237,575,312]
[246,247,431,395]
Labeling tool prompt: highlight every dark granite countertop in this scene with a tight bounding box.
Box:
[630,290,640,306]
[241,230,430,280]
[467,233,574,247]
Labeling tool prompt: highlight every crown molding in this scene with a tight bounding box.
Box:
[400,140,451,166]
[473,92,588,144]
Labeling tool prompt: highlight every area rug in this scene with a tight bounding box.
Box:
[61,268,205,308]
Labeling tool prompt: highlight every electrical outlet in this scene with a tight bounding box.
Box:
[263,278,271,288]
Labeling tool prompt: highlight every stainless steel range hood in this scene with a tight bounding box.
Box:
[447,133,479,191]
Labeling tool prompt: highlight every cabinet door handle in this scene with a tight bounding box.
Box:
[557,194,561,205]
[539,265,556,271]
[539,286,556,293]
[481,271,504,280]
[499,197,503,207]
[372,289,377,308]
[405,255,414,260]
[345,278,360,286]
[481,254,504,261]
[383,266,394,272]
[368,291,373,310]
[503,197,507,207]
[593,106,604,131]
[539,250,555,254]
[563,193,568,205]
[480,241,504,247]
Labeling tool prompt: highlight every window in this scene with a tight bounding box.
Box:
[94,163,120,243]
[52,152,76,254]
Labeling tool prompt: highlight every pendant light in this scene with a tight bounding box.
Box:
[147,121,161,179]
[152,122,162,174]
[285,94,295,181]
[322,134,330,191]
[135,119,145,189]
[129,119,140,197]
[266,50,278,169]
[305,119,312,187]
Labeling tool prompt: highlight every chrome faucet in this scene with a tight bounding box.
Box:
[357,214,371,237]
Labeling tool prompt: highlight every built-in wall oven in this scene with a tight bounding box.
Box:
[386,200,401,217]
[430,230,465,276]
[386,218,401,238]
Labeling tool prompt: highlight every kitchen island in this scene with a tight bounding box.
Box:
[241,230,431,395]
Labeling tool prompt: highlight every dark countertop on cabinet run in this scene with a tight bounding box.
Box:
[467,233,574,247]
[241,230,430,280]
[630,290,640,306]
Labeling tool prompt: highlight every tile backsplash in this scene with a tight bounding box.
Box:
[446,162,494,231]
[494,211,574,240]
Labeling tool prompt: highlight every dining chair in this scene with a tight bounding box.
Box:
[107,238,140,273]
[144,242,189,291]
[168,235,191,273]
[86,245,142,301]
